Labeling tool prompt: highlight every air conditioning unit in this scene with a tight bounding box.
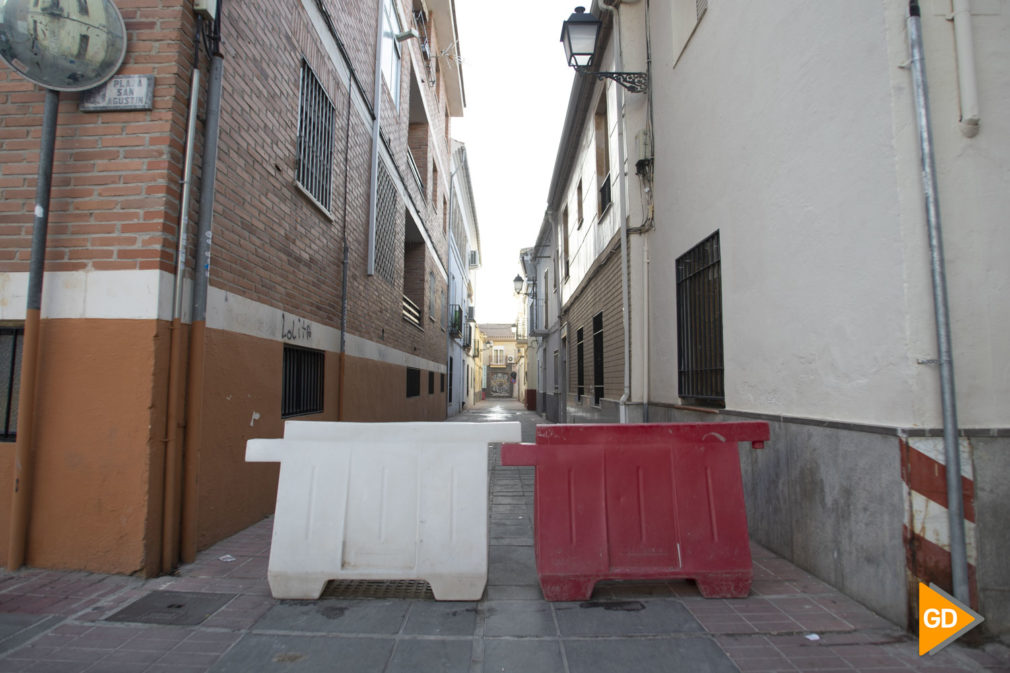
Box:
[507,355,514,363]
[194,0,218,19]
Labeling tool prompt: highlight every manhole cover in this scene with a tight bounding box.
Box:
[106,590,235,626]
[321,580,433,600]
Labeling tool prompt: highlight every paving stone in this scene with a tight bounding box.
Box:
[488,546,538,587]
[483,601,557,637]
[483,638,564,673]
[252,599,409,635]
[208,634,394,673]
[554,599,705,637]
[401,601,478,636]
[565,637,739,673]
[385,639,473,673]
[0,614,59,654]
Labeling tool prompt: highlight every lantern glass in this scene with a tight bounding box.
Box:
[513,275,524,294]
[561,6,601,68]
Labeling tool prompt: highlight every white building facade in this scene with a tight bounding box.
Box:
[531,0,1010,636]
[446,141,481,416]
[644,0,1010,633]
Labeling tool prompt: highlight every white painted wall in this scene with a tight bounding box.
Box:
[559,1,649,311]
[648,0,1009,429]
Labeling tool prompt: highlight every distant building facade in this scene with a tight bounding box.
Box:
[446,140,480,416]
[478,323,520,401]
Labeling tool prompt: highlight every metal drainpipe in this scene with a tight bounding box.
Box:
[366,0,385,276]
[554,214,568,423]
[951,0,980,137]
[338,66,354,421]
[181,4,225,563]
[642,236,649,421]
[7,88,59,571]
[600,0,632,423]
[161,55,202,572]
[907,0,970,605]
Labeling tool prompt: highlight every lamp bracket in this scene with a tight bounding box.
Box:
[575,66,648,93]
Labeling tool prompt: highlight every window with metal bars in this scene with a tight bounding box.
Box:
[592,313,604,405]
[282,344,325,417]
[296,61,336,210]
[576,327,585,401]
[374,162,399,284]
[0,327,23,441]
[406,367,421,398]
[676,231,724,406]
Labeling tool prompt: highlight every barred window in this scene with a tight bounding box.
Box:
[676,231,724,406]
[576,327,584,401]
[374,162,399,284]
[0,327,24,441]
[592,313,604,405]
[282,344,325,417]
[297,61,336,209]
[406,367,421,398]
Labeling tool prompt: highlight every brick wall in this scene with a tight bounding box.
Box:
[206,0,452,364]
[0,0,193,274]
[0,0,455,367]
[565,242,627,404]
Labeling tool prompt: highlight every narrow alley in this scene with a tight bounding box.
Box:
[0,401,1005,672]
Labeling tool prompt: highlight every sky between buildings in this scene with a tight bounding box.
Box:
[451,1,580,324]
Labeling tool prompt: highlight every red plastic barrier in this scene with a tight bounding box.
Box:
[501,422,769,601]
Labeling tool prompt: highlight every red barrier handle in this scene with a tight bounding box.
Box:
[501,442,537,466]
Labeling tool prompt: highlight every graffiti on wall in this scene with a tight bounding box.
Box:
[489,372,511,398]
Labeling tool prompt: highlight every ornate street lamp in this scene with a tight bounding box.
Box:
[560,6,648,93]
[560,5,601,68]
[513,274,525,294]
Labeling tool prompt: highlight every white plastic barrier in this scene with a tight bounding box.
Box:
[246,421,521,601]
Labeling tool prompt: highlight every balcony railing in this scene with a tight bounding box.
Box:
[403,295,422,328]
[406,150,425,199]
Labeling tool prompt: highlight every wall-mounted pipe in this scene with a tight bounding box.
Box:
[951,0,980,137]
[366,0,385,276]
[161,62,202,573]
[182,1,225,563]
[599,0,632,423]
[338,69,353,421]
[907,0,970,605]
[642,236,649,422]
[7,88,60,571]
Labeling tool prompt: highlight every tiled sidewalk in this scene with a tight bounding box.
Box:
[0,401,1006,672]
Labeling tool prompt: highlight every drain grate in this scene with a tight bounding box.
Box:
[106,590,235,626]
[321,579,433,600]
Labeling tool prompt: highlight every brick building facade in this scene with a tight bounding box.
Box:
[0,0,464,575]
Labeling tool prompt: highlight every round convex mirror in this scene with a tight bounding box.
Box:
[0,0,127,91]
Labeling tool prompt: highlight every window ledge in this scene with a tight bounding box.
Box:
[294,182,336,222]
[596,201,613,222]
